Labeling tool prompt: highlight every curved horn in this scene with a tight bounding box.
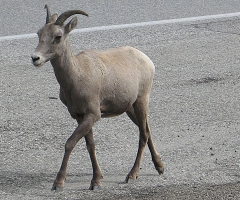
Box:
[55,10,88,25]
[44,4,51,24]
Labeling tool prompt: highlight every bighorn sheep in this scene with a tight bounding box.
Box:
[31,4,164,191]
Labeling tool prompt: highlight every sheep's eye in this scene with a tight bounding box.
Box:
[54,36,62,41]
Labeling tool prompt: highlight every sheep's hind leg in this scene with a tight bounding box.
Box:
[125,105,164,183]
[85,129,103,190]
[146,124,164,175]
[125,100,149,182]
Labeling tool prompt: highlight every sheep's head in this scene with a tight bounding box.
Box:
[31,4,88,67]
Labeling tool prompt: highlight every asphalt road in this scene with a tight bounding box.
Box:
[1,0,240,37]
[1,1,240,199]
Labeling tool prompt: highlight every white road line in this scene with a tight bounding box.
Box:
[1,12,240,42]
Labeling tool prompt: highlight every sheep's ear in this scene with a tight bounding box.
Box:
[65,17,78,34]
[51,13,58,23]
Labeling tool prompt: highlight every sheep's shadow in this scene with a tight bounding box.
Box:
[0,170,53,193]
[0,170,127,193]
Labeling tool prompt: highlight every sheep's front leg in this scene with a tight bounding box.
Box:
[85,129,103,190]
[51,113,97,192]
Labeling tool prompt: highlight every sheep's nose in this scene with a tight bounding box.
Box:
[31,55,40,63]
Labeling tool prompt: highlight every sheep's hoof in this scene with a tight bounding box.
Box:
[51,185,63,192]
[89,184,101,190]
[156,166,164,175]
[125,174,138,183]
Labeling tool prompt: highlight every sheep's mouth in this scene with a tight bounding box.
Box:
[32,57,52,67]
[33,61,46,67]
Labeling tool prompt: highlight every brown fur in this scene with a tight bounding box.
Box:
[31,5,164,191]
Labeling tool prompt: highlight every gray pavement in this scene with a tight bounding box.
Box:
[1,1,240,199]
[1,0,240,36]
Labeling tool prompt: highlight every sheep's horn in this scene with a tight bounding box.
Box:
[45,4,51,24]
[55,10,88,25]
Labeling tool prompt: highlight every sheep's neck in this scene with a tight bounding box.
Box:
[50,40,78,91]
